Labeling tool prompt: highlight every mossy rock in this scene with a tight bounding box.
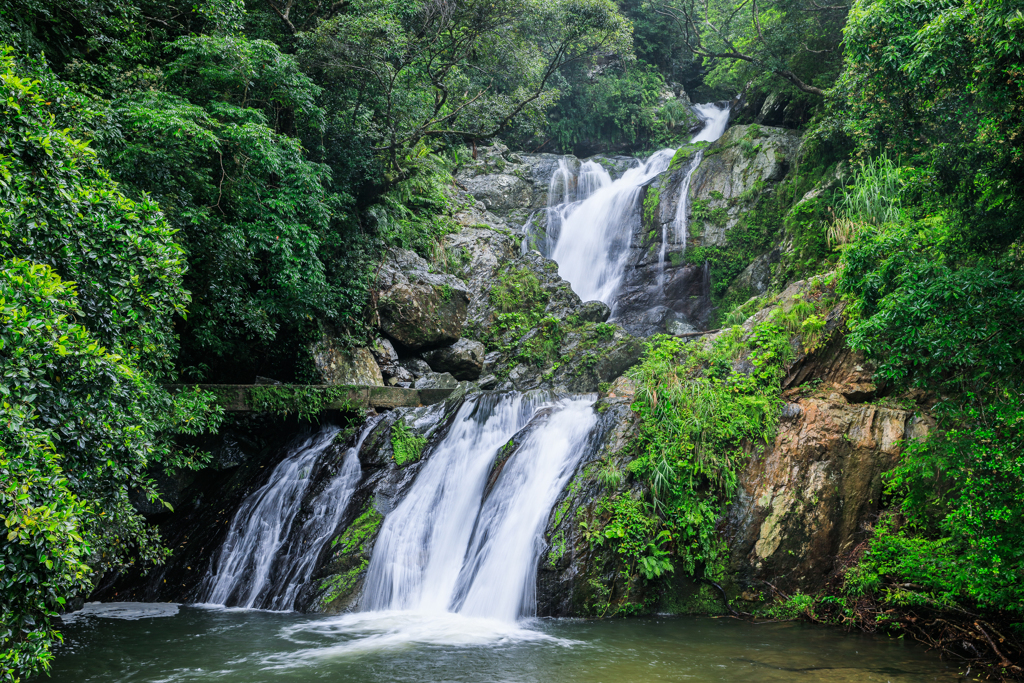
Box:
[316,505,385,613]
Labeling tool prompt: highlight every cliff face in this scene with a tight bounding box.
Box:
[727,392,930,596]
[532,281,932,615]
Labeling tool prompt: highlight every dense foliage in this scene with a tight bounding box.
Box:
[0,53,225,681]
[827,0,1024,633]
[618,316,792,591]
[0,0,640,677]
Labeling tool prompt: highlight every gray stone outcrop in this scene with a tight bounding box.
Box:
[375,248,471,351]
[421,338,486,381]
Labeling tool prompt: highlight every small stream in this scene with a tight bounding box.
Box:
[48,606,960,682]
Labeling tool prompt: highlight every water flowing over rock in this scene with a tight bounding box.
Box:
[361,393,545,612]
[413,371,459,389]
[202,423,372,610]
[452,399,598,620]
[89,119,942,641]
[550,150,673,306]
[357,392,599,621]
[534,104,729,337]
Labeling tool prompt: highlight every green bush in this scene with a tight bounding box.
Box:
[391,420,427,467]
[0,260,223,681]
[619,321,791,581]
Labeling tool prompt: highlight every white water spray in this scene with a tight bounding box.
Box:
[452,399,598,621]
[550,150,673,306]
[361,393,546,612]
[361,393,597,622]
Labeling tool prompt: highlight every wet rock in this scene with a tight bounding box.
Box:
[414,372,459,390]
[476,374,498,390]
[534,398,654,617]
[577,300,611,323]
[727,249,781,300]
[666,315,699,337]
[458,173,531,216]
[606,375,636,398]
[377,282,469,350]
[399,358,432,379]
[441,227,519,331]
[371,338,414,385]
[688,125,802,246]
[586,154,639,180]
[311,384,484,613]
[375,249,471,351]
[311,342,384,386]
[421,338,486,380]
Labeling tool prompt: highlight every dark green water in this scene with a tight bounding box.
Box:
[46,606,961,683]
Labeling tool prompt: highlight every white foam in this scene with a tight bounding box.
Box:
[264,611,574,666]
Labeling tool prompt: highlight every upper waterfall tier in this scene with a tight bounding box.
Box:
[542,102,731,336]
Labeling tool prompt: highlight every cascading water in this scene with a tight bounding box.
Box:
[545,102,731,313]
[203,422,372,610]
[362,392,545,612]
[526,158,612,257]
[361,392,597,622]
[451,399,598,621]
[550,150,674,306]
[690,102,732,144]
[667,103,732,269]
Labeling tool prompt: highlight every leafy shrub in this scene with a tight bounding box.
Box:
[848,395,1024,625]
[620,322,791,580]
[391,420,427,467]
[0,49,186,377]
[0,260,223,681]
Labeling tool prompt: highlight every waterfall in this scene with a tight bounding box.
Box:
[451,399,597,621]
[544,102,730,312]
[690,102,732,143]
[669,154,702,260]
[361,392,545,612]
[550,150,674,307]
[203,422,371,610]
[668,103,732,265]
[361,392,597,621]
[530,158,612,258]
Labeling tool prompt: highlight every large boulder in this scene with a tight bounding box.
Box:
[458,173,531,217]
[576,300,611,323]
[455,143,576,227]
[375,249,471,351]
[726,394,931,595]
[414,372,460,390]
[311,341,383,386]
[441,226,519,328]
[370,337,414,385]
[421,338,486,380]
